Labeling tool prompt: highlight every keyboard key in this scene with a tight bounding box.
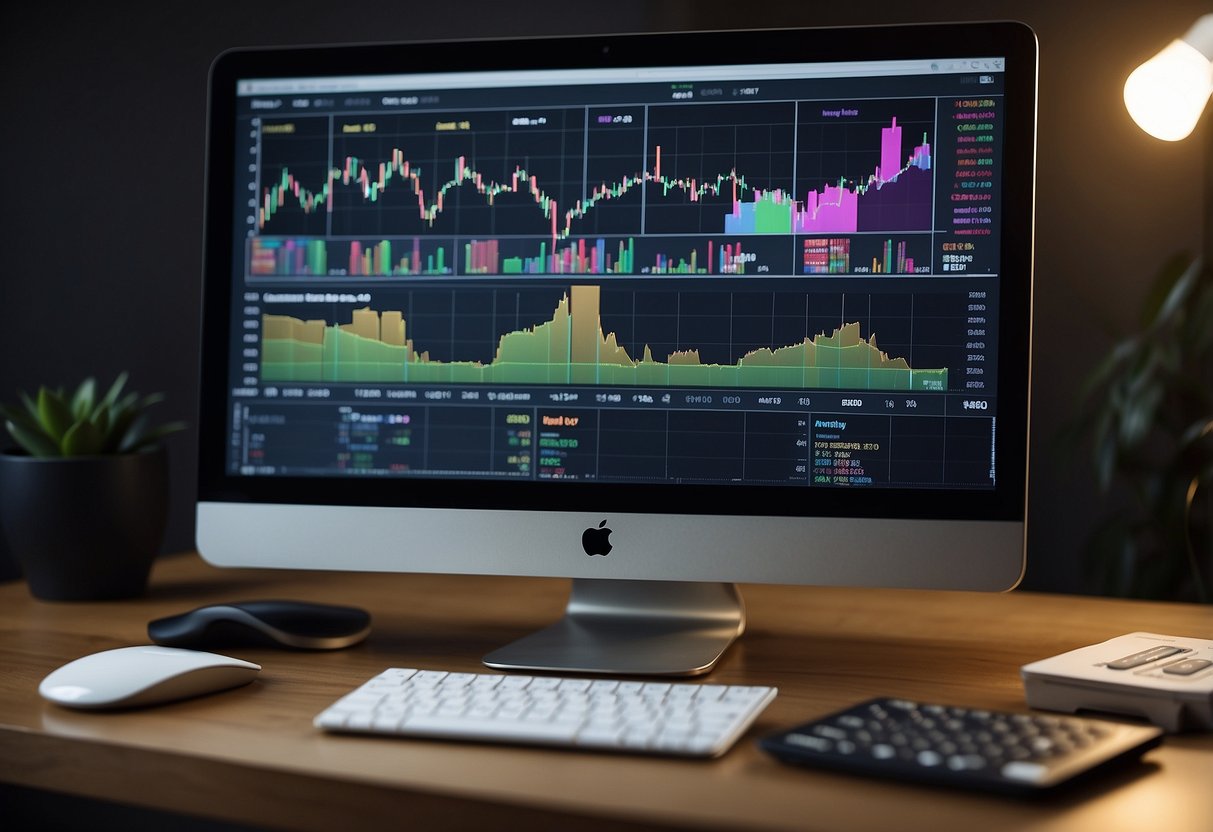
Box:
[402,714,581,742]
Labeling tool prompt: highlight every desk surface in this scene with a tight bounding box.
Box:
[1,553,1211,832]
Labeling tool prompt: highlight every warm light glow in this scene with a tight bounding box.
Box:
[1124,39,1213,141]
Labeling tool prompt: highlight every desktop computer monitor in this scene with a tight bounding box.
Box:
[197,21,1037,676]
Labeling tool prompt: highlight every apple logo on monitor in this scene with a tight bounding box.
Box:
[582,520,613,556]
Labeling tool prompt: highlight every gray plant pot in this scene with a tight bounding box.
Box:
[0,446,169,601]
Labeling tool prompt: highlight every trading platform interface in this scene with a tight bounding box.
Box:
[224,57,1006,490]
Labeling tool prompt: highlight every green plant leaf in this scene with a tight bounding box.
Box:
[1153,258,1201,330]
[18,390,39,422]
[36,387,74,443]
[4,374,185,459]
[119,416,186,453]
[1140,252,1198,329]
[89,405,110,440]
[60,419,105,456]
[110,391,140,421]
[1118,382,1164,446]
[117,414,149,454]
[143,420,187,446]
[139,392,166,410]
[1077,339,1138,403]
[99,371,129,411]
[70,377,96,421]
[0,403,45,438]
[103,399,141,453]
[1187,283,1213,355]
[3,419,59,457]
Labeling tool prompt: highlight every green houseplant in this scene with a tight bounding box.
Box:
[0,373,185,600]
[1067,253,1213,602]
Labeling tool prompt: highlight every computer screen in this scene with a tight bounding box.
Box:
[197,21,1037,674]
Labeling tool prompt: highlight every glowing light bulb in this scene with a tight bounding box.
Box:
[1124,16,1213,142]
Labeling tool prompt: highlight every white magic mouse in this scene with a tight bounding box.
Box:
[39,645,261,709]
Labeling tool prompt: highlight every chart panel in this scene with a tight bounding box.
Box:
[224,54,1011,491]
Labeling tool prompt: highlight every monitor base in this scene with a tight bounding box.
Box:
[482,579,745,677]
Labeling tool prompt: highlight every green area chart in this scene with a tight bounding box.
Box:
[260,286,947,391]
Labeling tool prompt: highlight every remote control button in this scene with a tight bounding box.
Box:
[916,750,943,767]
[1001,761,1048,783]
[786,733,832,751]
[1029,736,1055,754]
[1162,658,1211,675]
[947,753,987,771]
[1106,645,1184,669]
[813,724,848,740]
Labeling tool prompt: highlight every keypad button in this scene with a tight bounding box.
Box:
[1162,658,1212,676]
[1106,645,1184,670]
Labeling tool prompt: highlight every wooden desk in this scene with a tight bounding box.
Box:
[1,553,1210,831]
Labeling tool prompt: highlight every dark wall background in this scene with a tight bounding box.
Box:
[0,0,1207,594]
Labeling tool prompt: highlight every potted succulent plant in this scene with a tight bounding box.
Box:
[0,373,185,600]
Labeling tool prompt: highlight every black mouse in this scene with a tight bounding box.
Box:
[148,600,372,650]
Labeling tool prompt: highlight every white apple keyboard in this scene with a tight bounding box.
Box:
[314,668,777,757]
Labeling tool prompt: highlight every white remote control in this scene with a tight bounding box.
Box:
[1021,632,1213,732]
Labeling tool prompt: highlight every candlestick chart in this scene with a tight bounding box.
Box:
[793,98,935,234]
[260,286,949,391]
[251,98,938,267]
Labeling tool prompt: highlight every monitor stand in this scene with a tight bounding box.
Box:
[482,579,745,676]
